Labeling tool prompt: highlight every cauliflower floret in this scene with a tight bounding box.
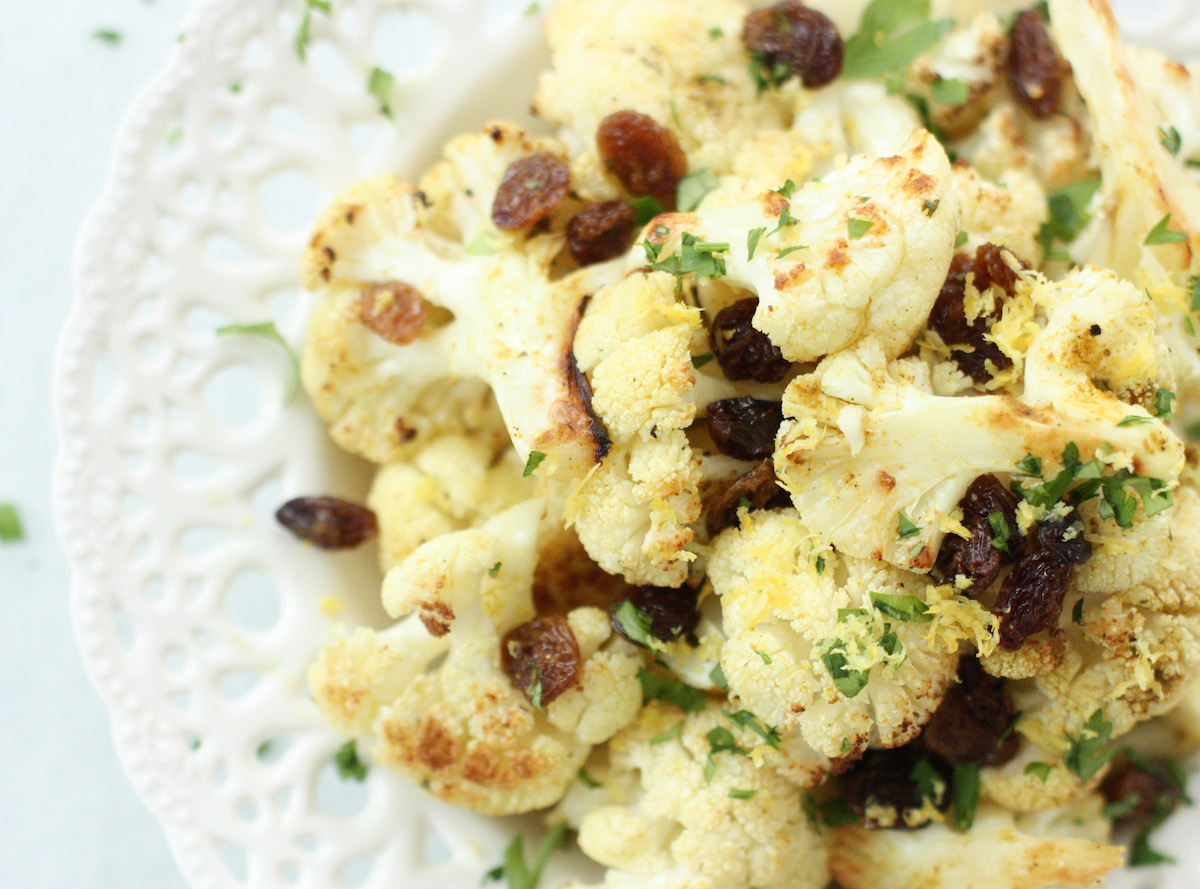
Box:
[368,434,528,572]
[789,80,922,175]
[637,129,959,363]
[301,124,619,468]
[567,272,705,586]
[708,510,962,766]
[952,164,1048,263]
[775,266,1184,573]
[308,501,643,815]
[560,702,829,889]
[534,0,792,199]
[829,795,1122,889]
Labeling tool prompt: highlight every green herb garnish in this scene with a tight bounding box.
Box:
[334,740,368,782]
[677,168,719,212]
[523,451,547,477]
[216,322,300,403]
[1145,213,1188,246]
[483,821,570,889]
[0,504,24,542]
[638,668,707,713]
[870,592,932,622]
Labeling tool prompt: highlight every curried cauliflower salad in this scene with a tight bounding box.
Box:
[292,0,1200,886]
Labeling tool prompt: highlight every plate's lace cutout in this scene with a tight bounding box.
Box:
[55,0,1199,887]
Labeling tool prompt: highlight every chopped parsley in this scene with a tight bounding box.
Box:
[815,555,826,574]
[1154,388,1176,420]
[1144,213,1188,246]
[842,0,954,80]
[630,196,665,225]
[523,451,547,477]
[911,759,946,806]
[650,724,682,745]
[522,2,541,16]
[729,788,757,800]
[1072,598,1085,625]
[638,668,707,713]
[724,709,781,748]
[707,726,750,758]
[1039,177,1102,258]
[988,511,1011,552]
[698,74,727,86]
[0,504,24,542]
[256,740,273,760]
[466,231,504,255]
[677,168,719,212]
[709,663,729,691]
[577,769,602,790]
[896,511,921,539]
[93,29,123,46]
[816,796,860,828]
[1159,125,1183,157]
[334,740,368,782]
[951,763,980,829]
[708,25,724,39]
[954,230,969,248]
[1063,710,1116,781]
[643,233,730,292]
[1024,761,1053,783]
[773,179,797,199]
[847,217,874,240]
[870,592,932,623]
[776,245,807,259]
[1117,414,1154,427]
[749,52,792,97]
[488,562,502,577]
[614,601,659,649]
[216,322,300,403]
[367,66,395,117]
[691,353,715,369]
[483,821,570,889]
[821,646,869,699]
[922,199,941,217]
[753,648,773,665]
[746,227,767,261]
[294,0,332,61]
[930,77,969,105]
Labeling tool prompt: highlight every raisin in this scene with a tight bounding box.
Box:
[994,549,1073,650]
[709,298,792,383]
[843,745,951,829]
[923,657,1020,768]
[706,459,791,537]
[1033,509,1093,565]
[1006,10,1067,119]
[612,585,702,647]
[973,242,1023,297]
[567,200,638,266]
[707,397,784,461]
[927,247,1014,384]
[500,615,583,707]
[743,1,844,89]
[937,474,1021,591]
[596,111,689,207]
[492,152,571,231]
[275,496,378,550]
[358,280,427,346]
[1100,756,1185,830]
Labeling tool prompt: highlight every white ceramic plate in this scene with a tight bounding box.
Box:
[56,1,1200,887]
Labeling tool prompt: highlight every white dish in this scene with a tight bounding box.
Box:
[55,0,1200,886]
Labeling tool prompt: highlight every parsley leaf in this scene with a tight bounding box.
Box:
[870,592,932,622]
[638,668,707,713]
[817,796,860,827]
[1039,178,1102,256]
[295,0,332,61]
[724,709,782,748]
[822,645,869,698]
[677,168,719,212]
[1160,125,1183,156]
[951,763,980,829]
[930,77,969,105]
[0,504,24,543]
[367,66,395,117]
[896,511,921,539]
[523,451,547,477]
[614,601,659,649]
[691,353,715,369]
[577,769,602,789]
[93,29,123,46]
[776,245,807,259]
[1154,388,1176,420]
[988,511,1011,552]
[729,788,757,800]
[842,0,953,80]
[488,562,502,578]
[1117,415,1154,427]
[706,726,750,758]
[954,230,969,248]
[650,724,682,745]
[1072,598,1085,625]
[753,648,773,665]
[911,759,946,805]
[847,217,874,240]
[1025,761,1053,783]
[1063,710,1116,781]
[644,233,730,291]
[216,322,300,403]
[746,226,767,261]
[485,822,570,889]
[630,196,665,225]
[1145,213,1188,246]
[334,740,368,782]
[709,663,729,691]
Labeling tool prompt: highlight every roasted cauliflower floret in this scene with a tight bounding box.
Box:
[368,433,528,572]
[708,510,965,766]
[308,501,643,815]
[789,80,922,174]
[829,795,1122,889]
[952,164,1047,263]
[567,272,705,586]
[775,266,1184,573]
[560,702,829,889]
[534,0,792,199]
[638,129,959,363]
[301,125,618,467]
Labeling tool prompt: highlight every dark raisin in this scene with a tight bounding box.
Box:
[492,152,571,231]
[1032,509,1093,565]
[707,397,783,461]
[994,549,1073,650]
[923,657,1020,768]
[596,111,689,207]
[843,745,951,829]
[742,1,844,89]
[927,248,1014,384]
[937,474,1021,591]
[500,615,583,707]
[1006,10,1067,119]
[709,298,792,383]
[567,200,638,266]
[358,280,427,345]
[973,242,1023,297]
[611,585,702,647]
[275,496,378,550]
[1100,756,1185,831]
[706,459,791,537]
